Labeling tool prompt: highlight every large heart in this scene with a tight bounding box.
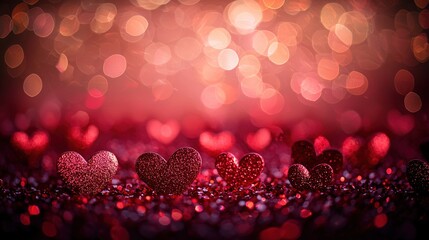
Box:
[57,151,118,195]
[215,152,264,187]
[135,147,202,195]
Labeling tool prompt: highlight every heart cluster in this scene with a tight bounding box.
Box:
[288,140,343,191]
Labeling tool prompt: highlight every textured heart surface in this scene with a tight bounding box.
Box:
[317,149,343,174]
[57,151,118,195]
[135,147,202,195]
[215,152,264,187]
[288,163,333,191]
[288,164,310,191]
[292,140,343,174]
[406,159,429,194]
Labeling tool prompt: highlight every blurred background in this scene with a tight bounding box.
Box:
[0,0,428,146]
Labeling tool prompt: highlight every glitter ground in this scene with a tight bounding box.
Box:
[1,137,428,240]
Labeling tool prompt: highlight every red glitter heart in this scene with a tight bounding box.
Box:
[317,149,343,174]
[199,131,235,156]
[57,151,118,195]
[406,159,429,194]
[11,130,49,156]
[292,140,343,174]
[215,152,264,187]
[288,163,333,191]
[135,147,202,195]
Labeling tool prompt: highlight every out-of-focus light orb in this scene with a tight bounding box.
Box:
[320,3,345,30]
[267,42,290,65]
[94,3,117,23]
[0,15,12,38]
[404,92,422,113]
[134,0,170,10]
[201,84,226,109]
[59,15,80,36]
[415,0,429,9]
[328,24,353,53]
[227,0,262,34]
[283,0,311,15]
[262,0,285,10]
[207,28,231,49]
[412,33,429,62]
[56,53,68,73]
[259,88,284,115]
[174,37,202,61]
[4,44,24,69]
[125,15,148,37]
[33,13,55,38]
[179,0,200,5]
[23,73,43,97]
[252,30,277,56]
[346,71,368,95]
[218,48,239,70]
[241,75,264,98]
[277,21,302,46]
[338,11,369,45]
[317,58,339,80]
[103,54,127,78]
[144,42,172,65]
[394,69,414,95]
[238,54,260,77]
[419,9,429,29]
[88,75,108,98]
[12,11,29,34]
[152,79,174,101]
[340,110,362,134]
[300,77,323,101]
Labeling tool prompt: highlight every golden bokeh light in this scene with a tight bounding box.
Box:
[404,92,422,113]
[88,75,109,98]
[346,71,368,95]
[23,73,43,97]
[4,44,24,69]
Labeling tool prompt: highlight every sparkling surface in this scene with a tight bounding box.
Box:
[135,147,202,195]
[406,159,429,194]
[215,152,264,187]
[57,151,118,195]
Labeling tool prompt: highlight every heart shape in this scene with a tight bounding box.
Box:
[68,124,99,149]
[387,110,414,136]
[288,163,333,191]
[291,140,343,174]
[11,131,49,156]
[406,159,429,194]
[135,147,202,194]
[146,120,180,145]
[199,131,235,156]
[246,128,272,151]
[215,152,264,187]
[57,151,118,195]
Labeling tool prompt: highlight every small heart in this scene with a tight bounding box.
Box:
[309,163,334,190]
[406,159,429,194]
[314,136,330,155]
[246,128,272,151]
[288,163,333,191]
[135,147,202,194]
[57,151,118,195]
[291,140,317,169]
[11,131,49,156]
[317,149,343,174]
[146,120,180,145]
[288,164,310,191]
[68,124,99,149]
[215,152,264,187]
[199,131,235,156]
[387,110,414,136]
